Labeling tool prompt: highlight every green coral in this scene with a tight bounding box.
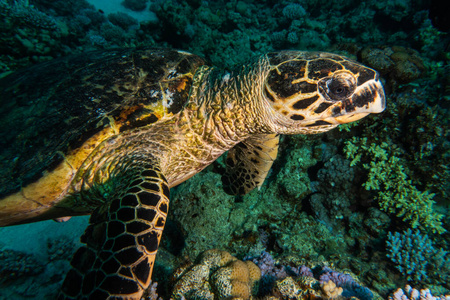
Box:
[344,137,445,234]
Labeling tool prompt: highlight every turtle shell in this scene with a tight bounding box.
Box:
[0,48,207,198]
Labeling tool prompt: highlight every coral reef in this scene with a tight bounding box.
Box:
[386,229,450,283]
[169,171,235,260]
[168,143,334,262]
[282,3,307,20]
[0,232,81,299]
[171,249,260,300]
[360,46,425,84]
[344,137,445,234]
[271,276,320,299]
[318,267,373,300]
[0,249,44,282]
[0,0,64,64]
[0,0,58,30]
[245,251,376,299]
[388,285,450,300]
[310,154,357,227]
[47,236,76,261]
[321,280,343,298]
[171,249,378,300]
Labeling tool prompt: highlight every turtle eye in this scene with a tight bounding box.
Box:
[326,77,353,98]
[319,72,356,101]
[329,81,346,95]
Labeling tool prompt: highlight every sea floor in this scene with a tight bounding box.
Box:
[0,216,88,299]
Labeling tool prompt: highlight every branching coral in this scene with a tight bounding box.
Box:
[388,285,450,300]
[386,229,449,283]
[344,137,445,234]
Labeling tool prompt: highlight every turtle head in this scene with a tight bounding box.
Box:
[262,51,385,134]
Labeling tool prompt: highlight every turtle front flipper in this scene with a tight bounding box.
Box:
[59,164,169,300]
[222,133,279,195]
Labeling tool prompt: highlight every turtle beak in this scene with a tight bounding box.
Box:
[332,78,386,124]
[366,79,386,113]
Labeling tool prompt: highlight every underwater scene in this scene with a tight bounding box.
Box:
[0,0,449,299]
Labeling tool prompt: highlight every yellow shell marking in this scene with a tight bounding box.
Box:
[0,127,117,225]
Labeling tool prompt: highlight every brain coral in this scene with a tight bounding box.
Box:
[171,249,261,300]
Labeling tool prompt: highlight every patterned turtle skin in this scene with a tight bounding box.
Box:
[0,48,385,299]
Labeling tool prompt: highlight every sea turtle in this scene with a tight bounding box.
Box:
[0,48,385,299]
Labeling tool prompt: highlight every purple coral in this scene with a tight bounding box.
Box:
[297,265,314,277]
[246,251,289,296]
[250,251,287,278]
[246,251,373,300]
[319,267,355,286]
[319,267,373,300]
